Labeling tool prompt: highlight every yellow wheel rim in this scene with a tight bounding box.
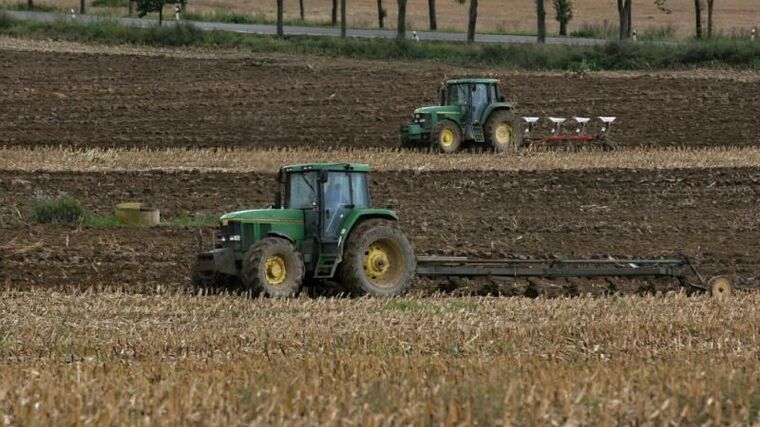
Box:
[265,255,287,286]
[494,122,514,147]
[440,129,455,148]
[709,276,731,299]
[363,239,404,288]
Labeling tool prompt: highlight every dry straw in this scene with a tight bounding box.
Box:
[0,290,758,425]
[2,146,759,173]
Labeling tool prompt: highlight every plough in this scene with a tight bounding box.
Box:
[522,116,617,150]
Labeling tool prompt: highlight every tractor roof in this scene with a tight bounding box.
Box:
[281,163,371,173]
[446,78,499,85]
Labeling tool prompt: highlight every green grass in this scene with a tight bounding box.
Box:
[30,195,85,224]
[1,12,759,70]
[387,300,479,314]
[84,213,218,228]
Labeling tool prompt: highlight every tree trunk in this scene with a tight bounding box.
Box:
[331,0,337,26]
[694,0,702,38]
[559,19,566,36]
[467,0,477,43]
[80,0,86,14]
[396,0,406,40]
[27,0,32,9]
[536,0,546,43]
[377,0,384,28]
[180,1,186,15]
[617,0,632,40]
[707,0,714,38]
[428,0,437,31]
[299,0,305,21]
[159,6,163,26]
[128,0,133,16]
[340,0,346,37]
[276,0,284,37]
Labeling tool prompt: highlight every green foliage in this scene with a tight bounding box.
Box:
[1,18,759,71]
[92,0,129,7]
[552,0,573,25]
[135,0,184,18]
[0,11,16,29]
[31,195,85,224]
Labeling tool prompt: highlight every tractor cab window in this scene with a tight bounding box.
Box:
[350,172,370,208]
[447,84,470,106]
[323,172,354,239]
[287,172,318,209]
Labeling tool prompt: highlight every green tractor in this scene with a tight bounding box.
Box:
[193,163,416,297]
[400,78,523,153]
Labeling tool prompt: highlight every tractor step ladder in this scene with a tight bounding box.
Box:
[472,125,485,143]
[313,253,340,278]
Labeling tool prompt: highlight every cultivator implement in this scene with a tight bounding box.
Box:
[416,254,731,297]
[522,116,617,151]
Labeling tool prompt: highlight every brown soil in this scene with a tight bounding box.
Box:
[2,168,757,294]
[2,48,759,150]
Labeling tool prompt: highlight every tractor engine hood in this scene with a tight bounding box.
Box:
[219,208,304,224]
[414,105,460,115]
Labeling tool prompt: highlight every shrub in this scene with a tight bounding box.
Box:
[31,195,85,224]
[0,11,16,29]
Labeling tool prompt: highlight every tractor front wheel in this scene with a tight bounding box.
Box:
[242,237,304,297]
[432,120,462,154]
[339,219,416,297]
[485,109,523,152]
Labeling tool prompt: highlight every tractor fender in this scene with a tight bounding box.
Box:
[481,102,515,124]
[266,231,296,244]
[336,209,398,252]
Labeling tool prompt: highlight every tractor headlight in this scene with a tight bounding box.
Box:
[228,235,241,242]
[414,113,426,124]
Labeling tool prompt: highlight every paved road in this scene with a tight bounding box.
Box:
[6,10,608,46]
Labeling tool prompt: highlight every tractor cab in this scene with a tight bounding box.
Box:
[400,78,521,153]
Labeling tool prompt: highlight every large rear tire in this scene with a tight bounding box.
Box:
[339,219,416,297]
[242,237,304,297]
[485,109,523,152]
[432,120,462,154]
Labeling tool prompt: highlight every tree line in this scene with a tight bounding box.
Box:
[23,0,730,41]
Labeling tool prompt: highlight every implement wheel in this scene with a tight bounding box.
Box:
[485,109,523,152]
[432,120,462,153]
[339,219,416,297]
[707,275,732,299]
[242,237,304,297]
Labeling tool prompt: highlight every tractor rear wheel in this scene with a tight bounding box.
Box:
[242,237,304,297]
[485,109,523,152]
[339,219,416,297]
[432,120,462,153]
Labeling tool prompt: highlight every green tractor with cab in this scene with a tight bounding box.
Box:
[400,78,523,153]
[193,163,416,297]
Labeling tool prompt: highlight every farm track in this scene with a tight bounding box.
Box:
[2,167,758,293]
[2,46,760,150]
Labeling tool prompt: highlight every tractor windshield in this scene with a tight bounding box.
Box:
[447,84,469,106]
[287,172,318,209]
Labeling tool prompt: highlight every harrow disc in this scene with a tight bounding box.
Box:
[707,275,732,299]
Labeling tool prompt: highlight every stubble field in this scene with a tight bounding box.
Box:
[1,38,759,424]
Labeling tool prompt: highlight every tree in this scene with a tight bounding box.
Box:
[331,0,338,26]
[377,0,386,28]
[340,0,346,37]
[81,0,86,14]
[552,0,572,36]
[616,0,632,40]
[428,0,437,30]
[136,0,186,26]
[299,0,305,21]
[27,0,32,9]
[397,0,407,40]
[706,0,715,37]
[536,0,546,43]
[467,0,478,42]
[276,0,284,37]
[694,0,702,38]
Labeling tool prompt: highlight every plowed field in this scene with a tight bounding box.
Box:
[2,46,759,150]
